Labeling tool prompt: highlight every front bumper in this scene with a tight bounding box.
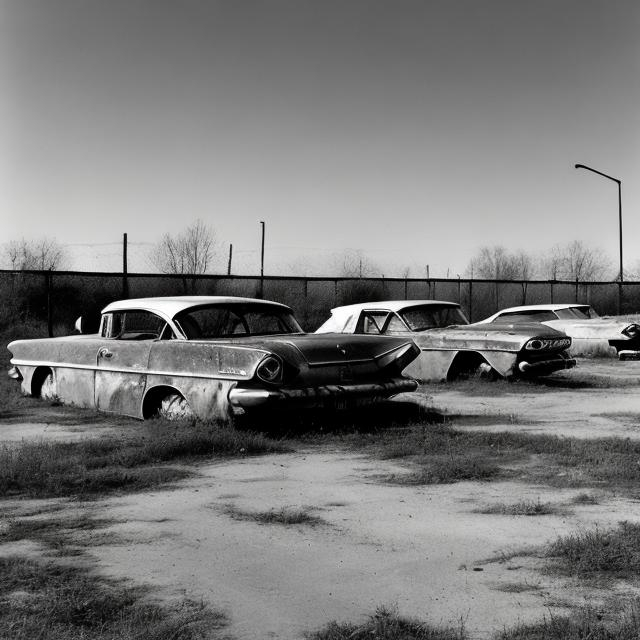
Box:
[228,377,418,410]
[518,354,576,375]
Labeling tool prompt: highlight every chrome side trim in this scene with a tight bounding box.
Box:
[10,359,247,381]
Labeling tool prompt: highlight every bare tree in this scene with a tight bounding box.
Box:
[467,246,534,280]
[542,241,611,281]
[6,238,67,270]
[151,220,218,275]
[541,245,564,280]
[333,249,380,278]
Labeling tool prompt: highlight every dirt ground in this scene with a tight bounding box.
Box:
[3,359,640,639]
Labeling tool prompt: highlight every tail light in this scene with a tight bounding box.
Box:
[256,355,283,384]
[525,337,571,351]
[376,342,421,370]
[622,324,640,338]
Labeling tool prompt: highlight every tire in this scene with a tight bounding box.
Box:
[158,393,194,420]
[39,372,58,401]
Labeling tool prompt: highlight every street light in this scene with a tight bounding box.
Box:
[574,163,623,312]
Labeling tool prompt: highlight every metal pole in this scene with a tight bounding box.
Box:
[575,163,623,313]
[618,180,623,313]
[122,233,129,299]
[227,243,233,276]
[259,221,265,298]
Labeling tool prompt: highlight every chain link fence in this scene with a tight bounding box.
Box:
[1,269,638,336]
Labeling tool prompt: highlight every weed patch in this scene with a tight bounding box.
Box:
[476,499,560,516]
[339,422,640,490]
[223,504,325,526]
[0,556,225,640]
[392,454,500,485]
[308,605,467,640]
[494,604,640,640]
[545,522,640,578]
[0,423,290,498]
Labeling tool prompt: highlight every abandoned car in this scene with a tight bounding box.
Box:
[316,300,576,382]
[7,296,420,421]
[478,303,640,359]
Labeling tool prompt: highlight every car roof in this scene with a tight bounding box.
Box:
[495,304,591,314]
[331,300,460,316]
[102,296,293,318]
[330,300,460,314]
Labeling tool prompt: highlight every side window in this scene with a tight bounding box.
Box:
[356,312,389,334]
[384,314,408,334]
[102,311,167,340]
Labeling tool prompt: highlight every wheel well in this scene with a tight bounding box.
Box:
[142,385,184,419]
[446,352,489,381]
[31,367,53,397]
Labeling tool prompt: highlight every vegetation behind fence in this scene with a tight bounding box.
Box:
[2,269,639,337]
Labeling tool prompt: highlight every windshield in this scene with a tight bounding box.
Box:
[555,306,599,320]
[400,305,468,331]
[174,304,303,339]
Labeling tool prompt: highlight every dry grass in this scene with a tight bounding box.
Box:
[308,605,467,640]
[0,422,290,498]
[341,422,640,490]
[0,556,225,640]
[545,522,640,578]
[222,504,325,526]
[494,604,640,640]
[475,499,561,516]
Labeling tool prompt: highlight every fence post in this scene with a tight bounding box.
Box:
[468,280,473,322]
[46,269,53,337]
[122,232,129,298]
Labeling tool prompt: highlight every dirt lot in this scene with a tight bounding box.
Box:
[3,359,640,639]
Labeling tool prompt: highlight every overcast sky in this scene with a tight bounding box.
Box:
[1,0,638,276]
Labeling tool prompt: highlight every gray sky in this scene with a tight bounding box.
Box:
[1,0,639,276]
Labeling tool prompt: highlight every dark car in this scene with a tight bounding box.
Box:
[8,296,420,421]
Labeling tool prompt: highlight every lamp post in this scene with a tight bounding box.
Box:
[259,221,265,298]
[574,163,623,313]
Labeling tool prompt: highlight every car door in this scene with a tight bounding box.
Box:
[94,310,167,417]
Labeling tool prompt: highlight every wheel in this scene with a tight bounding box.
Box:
[39,372,58,401]
[158,393,194,420]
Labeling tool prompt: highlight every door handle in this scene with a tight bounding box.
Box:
[98,348,113,359]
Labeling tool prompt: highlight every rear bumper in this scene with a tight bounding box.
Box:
[618,350,640,361]
[228,377,418,409]
[518,354,576,375]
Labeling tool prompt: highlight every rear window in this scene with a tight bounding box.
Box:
[494,310,557,323]
[174,304,302,339]
[400,305,468,331]
[555,306,599,320]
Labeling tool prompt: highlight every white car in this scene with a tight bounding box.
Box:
[316,300,575,382]
[478,304,640,359]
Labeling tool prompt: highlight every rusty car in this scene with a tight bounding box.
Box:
[7,296,420,421]
[477,303,640,359]
[316,300,576,382]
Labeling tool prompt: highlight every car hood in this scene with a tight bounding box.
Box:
[413,322,568,351]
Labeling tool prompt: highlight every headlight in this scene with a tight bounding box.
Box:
[525,337,571,351]
[622,324,640,338]
[256,355,283,384]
